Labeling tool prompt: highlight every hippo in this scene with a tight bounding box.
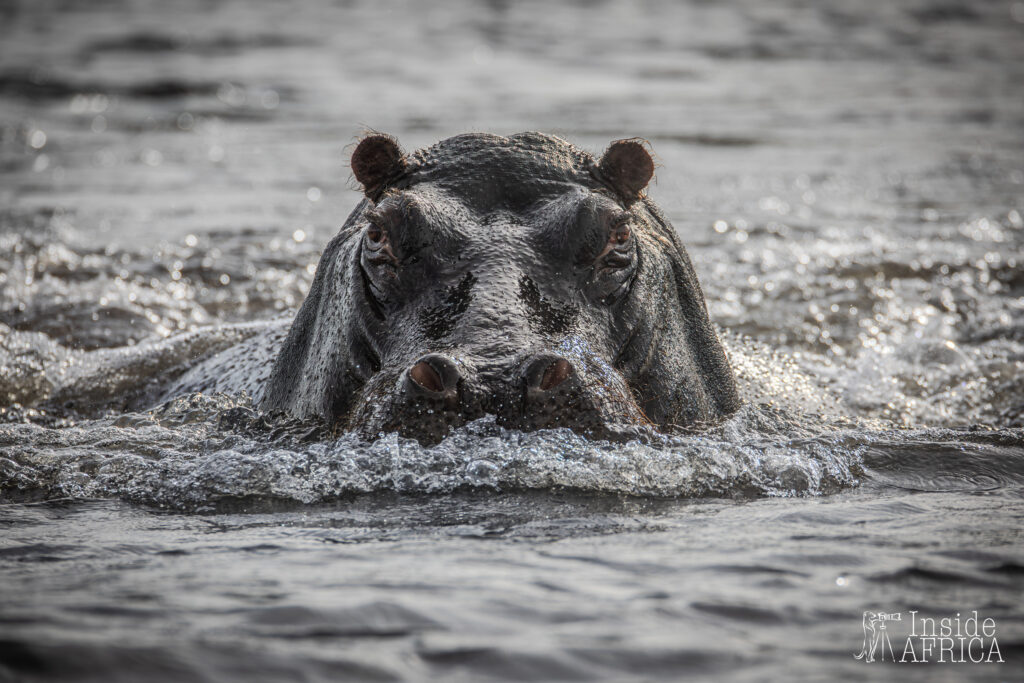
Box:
[228,131,739,445]
[159,132,739,444]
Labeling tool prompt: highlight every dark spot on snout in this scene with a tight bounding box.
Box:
[519,276,578,337]
[418,271,476,339]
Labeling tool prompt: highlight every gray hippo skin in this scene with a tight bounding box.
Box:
[260,132,740,444]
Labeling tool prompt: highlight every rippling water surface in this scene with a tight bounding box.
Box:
[1,0,1023,680]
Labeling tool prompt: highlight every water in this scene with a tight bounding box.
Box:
[2,0,1023,679]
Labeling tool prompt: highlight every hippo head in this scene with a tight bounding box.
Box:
[262,132,739,444]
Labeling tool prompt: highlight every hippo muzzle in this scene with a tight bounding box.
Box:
[349,345,649,444]
[261,132,740,445]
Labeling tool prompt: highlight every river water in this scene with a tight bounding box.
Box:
[1,0,1023,680]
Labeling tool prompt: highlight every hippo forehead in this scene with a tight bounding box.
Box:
[368,182,623,283]
[401,132,605,211]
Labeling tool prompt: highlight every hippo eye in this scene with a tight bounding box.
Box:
[360,221,399,318]
[587,217,637,305]
[612,224,631,245]
[595,218,636,268]
[362,220,398,267]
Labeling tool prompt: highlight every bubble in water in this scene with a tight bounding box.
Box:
[261,90,280,109]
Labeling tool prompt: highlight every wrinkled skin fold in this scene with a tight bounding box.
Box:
[261,132,740,444]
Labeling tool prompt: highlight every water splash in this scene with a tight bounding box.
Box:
[0,394,869,511]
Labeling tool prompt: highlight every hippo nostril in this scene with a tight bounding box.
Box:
[405,355,462,411]
[517,354,582,427]
[539,358,572,391]
[409,361,445,393]
[523,355,575,396]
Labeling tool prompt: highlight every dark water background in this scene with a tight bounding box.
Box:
[2,0,1024,680]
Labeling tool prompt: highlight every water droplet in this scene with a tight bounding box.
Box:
[69,94,89,113]
[29,129,47,149]
[261,90,279,109]
[217,82,246,107]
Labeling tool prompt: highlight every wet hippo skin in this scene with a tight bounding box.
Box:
[262,132,741,444]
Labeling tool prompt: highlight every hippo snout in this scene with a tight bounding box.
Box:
[364,351,622,445]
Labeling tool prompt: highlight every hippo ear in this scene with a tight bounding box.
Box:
[597,139,654,200]
[351,133,407,200]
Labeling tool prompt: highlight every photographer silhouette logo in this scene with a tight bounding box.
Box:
[854,611,900,662]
